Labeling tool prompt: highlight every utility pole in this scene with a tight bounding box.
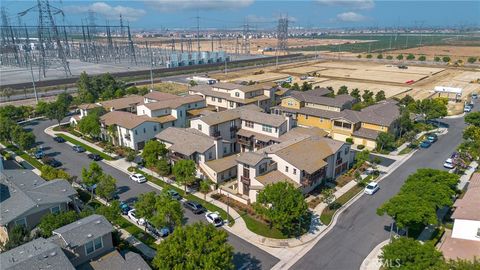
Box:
[196,13,200,53]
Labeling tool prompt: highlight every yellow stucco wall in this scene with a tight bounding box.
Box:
[297,114,332,130]
[281,97,302,109]
[361,122,388,132]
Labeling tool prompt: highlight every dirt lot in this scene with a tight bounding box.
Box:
[139,37,370,54]
[315,80,411,98]
[388,46,480,61]
[152,82,188,95]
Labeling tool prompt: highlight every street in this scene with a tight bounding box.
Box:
[292,112,473,269]
[25,119,279,270]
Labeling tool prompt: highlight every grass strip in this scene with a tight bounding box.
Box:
[134,168,235,226]
[2,142,44,169]
[241,212,286,239]
[320,184,364,225]
[57,134,113,160]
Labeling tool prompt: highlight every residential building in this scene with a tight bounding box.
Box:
[49,214,114,266]
[100,111,166,150]
[190,104,293,153]
[272,89,400,149]
[439,173,480,261]
[189,82,282,112]
[84,250,151,270]
[0,170,78,244]
[0,237,76,270]
[70,95,144,125]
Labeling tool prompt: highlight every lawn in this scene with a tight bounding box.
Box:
[320,184,364,225]
[57,134,113,160]
[241,212,286,239]
[1,142,44,169]
[134,168,235,226]
[398,147,414,155]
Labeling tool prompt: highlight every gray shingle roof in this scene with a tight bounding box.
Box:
[236,152,267,166]
[53,214,113,248]
[156,128,215,156]
[85,250,151,270]
[0,170,76,226]
[353,128,381,140]
[357,99,400,126]
[289,91,355,108]
[0,238,75,270]
[196,105,283,127]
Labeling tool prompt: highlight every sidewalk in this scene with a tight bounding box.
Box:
[359,240,390,270]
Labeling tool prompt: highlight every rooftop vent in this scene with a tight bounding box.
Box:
[87,234,93,238]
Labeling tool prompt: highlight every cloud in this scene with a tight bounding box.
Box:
[146,0,254,12]
[316,0,374,10]
[336,11,368,22]
[65,2,146,22]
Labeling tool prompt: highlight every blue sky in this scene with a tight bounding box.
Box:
[2,1,479,30]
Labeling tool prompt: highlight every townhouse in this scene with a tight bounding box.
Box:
[0,169,78,244]
[439,173,480,261]
[189,82,286,112]
[1,214,150,270]
[272,88,400,149]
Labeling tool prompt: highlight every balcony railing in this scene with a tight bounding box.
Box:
[237,136,253,146]
[230,125,238,131]
[336,158,343,166]
[169,152,186,161]
[241,176,250,185]
[212,131,221,139]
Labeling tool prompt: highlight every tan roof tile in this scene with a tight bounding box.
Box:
[99,95,143,111]
[144,95,204,111]
[255,170,300,188]
[204,154,238,173]
[100,111,163,129]
[156,128,215,156]
[452,173,480,221]
[144,91,178,101]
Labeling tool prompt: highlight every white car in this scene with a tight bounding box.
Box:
[205,211,223,227]
[127,209,146,226]
[364,182,379,195]
[464,106,472,113]
[130,173,147,183]
[443,158,455,169]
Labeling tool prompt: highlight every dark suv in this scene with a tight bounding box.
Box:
[183,201,206,214]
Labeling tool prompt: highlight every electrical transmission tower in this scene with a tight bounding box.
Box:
[18,0,71,77]
[241,21,250,54]
[277,16,289,54]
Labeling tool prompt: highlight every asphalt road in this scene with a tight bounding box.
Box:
[25,119,279,270]
[292,110,475,269]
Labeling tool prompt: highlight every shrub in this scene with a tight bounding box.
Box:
[366,54,372,59]
[357,145,365,150]
[346,138,354,144]
[328,202,342,210]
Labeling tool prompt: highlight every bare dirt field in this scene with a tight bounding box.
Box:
[388,46,480,61]
[315,80,411,98]
[152,82,188,95]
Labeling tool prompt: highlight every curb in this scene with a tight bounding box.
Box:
[359,239,390,270]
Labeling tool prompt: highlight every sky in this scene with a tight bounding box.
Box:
[1,0,479,30]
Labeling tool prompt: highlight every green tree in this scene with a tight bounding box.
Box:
[134,192,158,220]
[157,158,171,176]
[375,90,386,102]
[362,90,374,104]
[0,116,16,142]
[38,211,79,237]
[380,237,444,270]
[151,191,184,228]
[465,112,480,127]
[376,132,395,151]
[81,162,103,199]
[78,113,101,138]
[199,180,211,200]
[386,55,393,60]
[354,150,370,168]
[377,54,383,59]
[189,80,198,87]
[406,53,415,60]
[467,57,477,64]
[321,188,335,205]
[172,159,196,194]
[408,98,447,120]
[442,56,451,62]
[445,258,480,269]
[357,54,362,58]
[153,222,234,270]
[399,95,415,106]
[418,55,426,61]
[337,85,348,95]
[463,125,480,142]
[434,56,441,62]
[40,165,71,181]
[291,83,300,91]
[0,226,30,251]
[396,54,404,60]
[398,109,413,137]
[301,82,313,92]
[350,88,361,100]
[16,131,36,151]
[96,174,117,200]
[76,71,95,103]
[254,182,310,236]
[142,140,168,168]
[96,201,121,222]
[366,54,372,59]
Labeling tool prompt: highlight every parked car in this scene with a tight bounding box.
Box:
[443,158,455,169]
[426,133,438,143]
[43,157,62,167]
[34,149,45,159]
[87,153,101,161]
[205,211,223,227]
[420,140,432,148]
[464,105,472,113]
[364,182,379,195]
[127,209,140,224]
[167,189,182,200]
[53,136,65,143]
[129,173,147,183]
[145,222,172,238]
[120,202,131,215]
[183,201,206,214]
[472,93,478,99]
[72,145,86,153]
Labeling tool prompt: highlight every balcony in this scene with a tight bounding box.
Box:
[212,131,221,139]
[240,176,250,185]
[336,158,343,166]
[237,136,253,146]
[169,152,187,162]
[124,134,131,141]
[230,125,238,132]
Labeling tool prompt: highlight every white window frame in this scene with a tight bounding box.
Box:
[50,205,61,214]
[85,236,103,255]
[262,125,273,133]
[14,217,27,228]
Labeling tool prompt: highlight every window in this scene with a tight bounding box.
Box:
[218,98,223,102]
[287,101,294,106]
[293,168,297,175]
[343,123,352,129]
[85,237,103,255]
[230,120,236,127]
[212,97,216,102]
[229,101,235,107]
[336,152,341,160]
[195,103,198,107]
[180,110,183,117]
[334,121,343,127]
[135,130,138,135]
[305,115,309,119]
[14,218,27,228]
[477,228,480,238]
[198,124,202,131]
[188,104,191,108]
[160,123,164,129]
[172,122,175,127]
[154,125,157,132]
[262,125,272,133]
[50,206,61,214]
[320,118,323,123]
[143,128,146,133]
[285,166,289,173]
[224,147,227,154]
[208,152,213,159]
[344,147,349,155]
[235,92,240,97]
[245,121,254,128]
